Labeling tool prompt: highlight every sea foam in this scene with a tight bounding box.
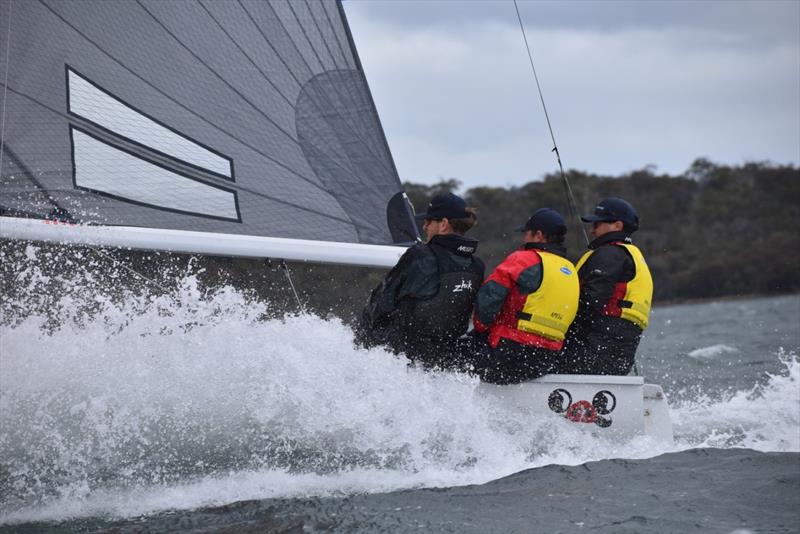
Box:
[1,250,798,524]
[688,344,739,359]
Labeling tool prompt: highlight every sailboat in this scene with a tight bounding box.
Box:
[0,0,672,443]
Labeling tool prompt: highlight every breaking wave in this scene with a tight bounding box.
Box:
[0,246,797,524]
[687,344,739,359]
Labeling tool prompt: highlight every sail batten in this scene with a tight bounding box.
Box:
[0,0,420,255]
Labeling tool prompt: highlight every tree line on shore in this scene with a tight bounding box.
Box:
[2,159,798,325]
[405,158,800,305]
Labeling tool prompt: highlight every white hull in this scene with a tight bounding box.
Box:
[478,374,674,443]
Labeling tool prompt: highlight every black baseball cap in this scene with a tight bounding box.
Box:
[414,192,470,220]
[514,208,567,235]
[580,197,639,230]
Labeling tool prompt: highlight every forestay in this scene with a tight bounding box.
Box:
[0,0,418,266]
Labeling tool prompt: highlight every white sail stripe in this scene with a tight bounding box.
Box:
[73,129,238,220]
[68,69,232,178]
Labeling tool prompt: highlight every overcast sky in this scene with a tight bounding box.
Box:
[343,0,800,191]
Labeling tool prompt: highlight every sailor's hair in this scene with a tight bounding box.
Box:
[449,207,477,235]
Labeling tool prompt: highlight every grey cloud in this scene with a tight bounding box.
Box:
[344,0,800,188]
[345,0,799,48]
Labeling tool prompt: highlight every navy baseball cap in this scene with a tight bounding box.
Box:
[414,192,470,220]
[580,197,639,229]
[514,208,567,235]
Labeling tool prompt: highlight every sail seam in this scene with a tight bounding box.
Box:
[0,0,12,185]
[200,0,367,189]
[238,0,310,87]
[305,0,386,164]
[1,85,365,229]
[196,0,294,109]
[335,0,411,226]
[253,1,376,180]
[134,1,302,147]
[288,0,390,191]
[242,0,386,237]
[37,0,337,198]
[315,0,382,146]
[308,0,349,68]
[135,0,375,206]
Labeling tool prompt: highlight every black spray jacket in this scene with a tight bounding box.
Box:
[561,231,643,375]
[357,234,485,365]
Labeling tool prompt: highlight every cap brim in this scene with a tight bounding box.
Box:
[581,214,615,223]
[413,212,430,220]
[513,225,527,232]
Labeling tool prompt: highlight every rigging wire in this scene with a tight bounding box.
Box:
[277,259,305,313]
[512,0,588,245]
[88,246,178,300]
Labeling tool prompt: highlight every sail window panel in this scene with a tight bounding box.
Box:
[67,69,232,179]
[72,129,239,221]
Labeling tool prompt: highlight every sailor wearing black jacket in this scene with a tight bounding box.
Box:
[561,197,654,375]
[356,193,485,369]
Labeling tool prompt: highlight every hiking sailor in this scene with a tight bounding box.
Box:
[355,193,485,369]
[561,197,654,375]
[464,208,579,384]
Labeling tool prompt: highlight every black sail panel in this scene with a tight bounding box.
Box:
[0,0,418,245]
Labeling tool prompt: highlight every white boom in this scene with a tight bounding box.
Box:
[0,216,407,268]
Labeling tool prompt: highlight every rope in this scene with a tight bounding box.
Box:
[278,260,305,313]
[512,0,588,245]
[89,246,177,298]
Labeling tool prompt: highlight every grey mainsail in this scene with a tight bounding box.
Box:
[0,0,418,261]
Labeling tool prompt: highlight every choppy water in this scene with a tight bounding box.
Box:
[1,246,798,532]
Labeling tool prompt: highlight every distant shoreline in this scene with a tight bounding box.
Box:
[655,291,800,308]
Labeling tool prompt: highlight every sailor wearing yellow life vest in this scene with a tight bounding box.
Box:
[561,197,654,375]
[466,208,579,384]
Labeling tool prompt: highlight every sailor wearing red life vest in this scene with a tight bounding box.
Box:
[466,208,579,384]
[561,197,654,375]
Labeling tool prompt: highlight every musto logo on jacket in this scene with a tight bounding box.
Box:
[516,252,579,341]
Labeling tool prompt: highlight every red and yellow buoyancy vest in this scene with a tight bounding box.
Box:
[575,243,653,330]
[487,251,579,350]
[516,252,579,341]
